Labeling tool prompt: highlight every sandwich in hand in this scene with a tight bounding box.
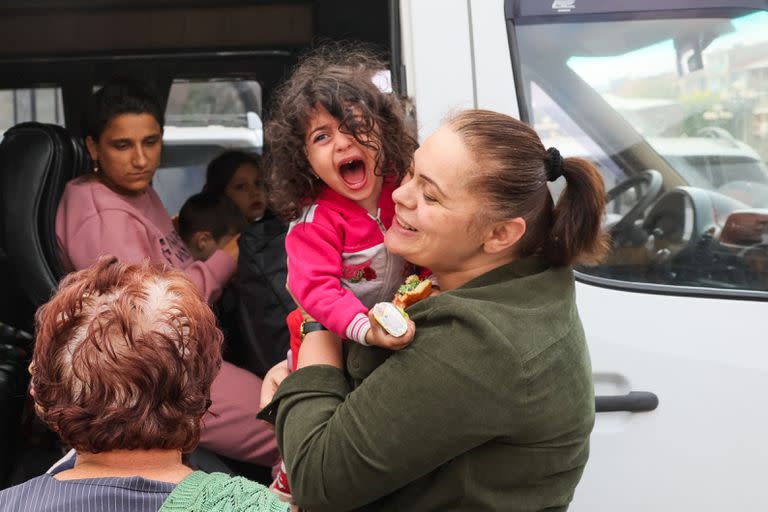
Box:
[393,274,432,309]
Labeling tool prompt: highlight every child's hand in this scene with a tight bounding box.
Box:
[365,310,415,350]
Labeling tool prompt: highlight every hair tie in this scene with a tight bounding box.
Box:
[545,147,563,182]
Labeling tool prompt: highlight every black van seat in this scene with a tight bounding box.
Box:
[0,123,89,308]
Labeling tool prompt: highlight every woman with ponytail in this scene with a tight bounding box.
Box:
[259,109,606,511]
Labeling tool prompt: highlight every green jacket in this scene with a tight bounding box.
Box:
[260,257,595,511]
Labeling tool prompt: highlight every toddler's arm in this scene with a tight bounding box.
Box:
[286,221,371,344]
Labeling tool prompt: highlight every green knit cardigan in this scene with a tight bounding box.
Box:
[158,471,290,512]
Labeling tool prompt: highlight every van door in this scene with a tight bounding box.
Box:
[505,1,768,510]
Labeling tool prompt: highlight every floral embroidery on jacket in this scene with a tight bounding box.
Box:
[342,259,378,283]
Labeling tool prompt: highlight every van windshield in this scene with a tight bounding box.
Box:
[515,9,768,294]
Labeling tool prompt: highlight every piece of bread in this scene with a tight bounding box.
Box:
[371,302,409,337]
[392,274,432,309]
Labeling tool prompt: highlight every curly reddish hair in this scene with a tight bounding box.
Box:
[265,42,418,220]
[30,256,223,454]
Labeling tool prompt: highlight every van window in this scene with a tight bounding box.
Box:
[517,10,768,295]
[0,86,64,135]
[165,78,262,122]
[532,82,627,191]
[155,79,263,214]
[531,82,649,236]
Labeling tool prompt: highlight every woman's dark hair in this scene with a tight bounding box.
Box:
[448,110,608,267]
[31,256,222,454]
[83,77,165,141]
[265,42,418,220]
[204,150,262,199]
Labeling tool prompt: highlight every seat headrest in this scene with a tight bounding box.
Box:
[0,122,89,306]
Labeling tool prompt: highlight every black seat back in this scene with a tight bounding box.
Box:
[0,123,89,307]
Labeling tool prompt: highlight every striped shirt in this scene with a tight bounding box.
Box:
[0,473,175,511]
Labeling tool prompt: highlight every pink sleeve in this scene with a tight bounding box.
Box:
[286,221,368,340]
[65,210,234,303]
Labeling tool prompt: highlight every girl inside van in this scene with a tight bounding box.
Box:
[204,150,268,223]
[264,45,420,498]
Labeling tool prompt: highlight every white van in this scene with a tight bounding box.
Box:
[398,0,767,509]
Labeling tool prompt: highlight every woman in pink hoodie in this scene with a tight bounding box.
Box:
[55,78,278,467]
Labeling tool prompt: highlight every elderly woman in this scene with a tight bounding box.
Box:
[0,257,287,511]
[55,78,277,466]
[260,110,607,511]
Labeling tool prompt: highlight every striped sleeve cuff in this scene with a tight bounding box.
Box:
[345,313,371,345]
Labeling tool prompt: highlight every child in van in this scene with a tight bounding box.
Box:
[264,45,420,500]
[178,192,247,261]
[178,192,250,367]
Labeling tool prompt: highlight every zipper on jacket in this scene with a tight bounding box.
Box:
[368,209,405,303]
[369,209,386,234]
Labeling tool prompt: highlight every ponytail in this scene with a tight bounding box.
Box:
[544,157,609,266]
[448,109,608,268]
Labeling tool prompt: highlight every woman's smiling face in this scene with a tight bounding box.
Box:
[385,125,486,274]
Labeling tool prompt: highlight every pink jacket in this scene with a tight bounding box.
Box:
[286,182,409,344]
[56,177,235,303]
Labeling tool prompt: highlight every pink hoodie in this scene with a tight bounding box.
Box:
[286,181,410,344]
[56,176,235,303]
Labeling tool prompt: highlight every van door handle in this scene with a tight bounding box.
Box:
[595,391,658,413]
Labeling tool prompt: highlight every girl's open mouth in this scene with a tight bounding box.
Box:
[339,158,367,190]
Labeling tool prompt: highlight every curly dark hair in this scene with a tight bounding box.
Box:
[265,43,418,220]
[30,256,223,454]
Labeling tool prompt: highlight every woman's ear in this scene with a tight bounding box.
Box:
[85,136,99,162]
[482,217,526,255]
